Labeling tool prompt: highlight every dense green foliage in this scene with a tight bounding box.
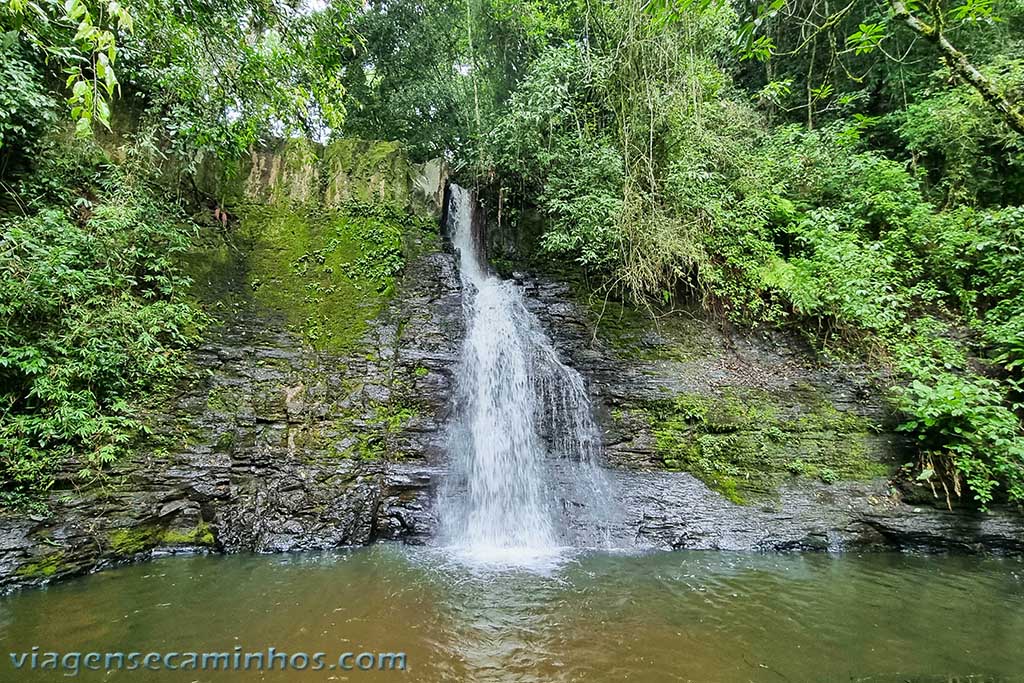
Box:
[0,0,359,505]
[1,0,1022,509]
[0,37,56,152]
[1,0,354,164]
[343,0,1024,507]
[1,141,205,506]
[122,0,355,160]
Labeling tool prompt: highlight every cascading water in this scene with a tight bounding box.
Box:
[439,184,619,566]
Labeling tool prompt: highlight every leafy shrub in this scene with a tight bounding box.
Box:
[0,36,56,156]
[763,210,908,341]
[0,170,206,507]
[967,207,1024,375]
[536,139,624,269]
[896,376,1024,506]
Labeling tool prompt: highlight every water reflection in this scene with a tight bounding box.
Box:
[0,546,1021,682]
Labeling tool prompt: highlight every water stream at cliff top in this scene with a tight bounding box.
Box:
[437,185,617,566]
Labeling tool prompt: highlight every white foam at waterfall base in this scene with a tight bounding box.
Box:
[438,185,620,570]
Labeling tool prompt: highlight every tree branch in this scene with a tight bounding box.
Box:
[889,0,1024,136]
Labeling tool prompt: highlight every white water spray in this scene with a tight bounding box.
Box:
[439,185,617,566]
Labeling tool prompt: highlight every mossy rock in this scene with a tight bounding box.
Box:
[322,139,411,207]
[184,200,431,354]
[106,521,216,556]
[206,384,239,414]
[182,138,441,356]
[642,387,890,503]
[195,137,417,210]
[573,292,716,362]
[159,522,216,546]
[16,551,69,579]
[329,399,418,461]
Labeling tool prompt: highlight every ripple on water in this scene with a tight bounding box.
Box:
[0,547,1021,682]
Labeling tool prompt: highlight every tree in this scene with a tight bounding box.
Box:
[2,0,133,136]
[647,0,1023,135]
[888,0,1024,135]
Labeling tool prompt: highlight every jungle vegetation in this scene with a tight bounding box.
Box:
[1,0,1022,509]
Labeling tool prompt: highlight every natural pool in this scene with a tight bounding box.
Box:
[1,546,1022,682]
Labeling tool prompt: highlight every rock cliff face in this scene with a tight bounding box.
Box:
[1,151,1021,592]
[519,277,1024,553]
[485,212,1024,553]
[0,141,458,590]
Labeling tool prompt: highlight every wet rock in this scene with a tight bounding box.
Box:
[3,185,1022,592]
[630,472,1013,552]
[0,226,462,592]
[518,274,1024,553]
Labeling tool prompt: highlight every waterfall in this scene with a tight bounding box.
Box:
[439,185,618,566]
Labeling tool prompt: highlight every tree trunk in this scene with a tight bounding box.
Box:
[889,0,1024,136]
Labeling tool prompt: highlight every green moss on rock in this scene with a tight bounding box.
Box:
[107,521,217,556]
[330,399,417,461]
[240,202,410,353]
[107,526,158,555]
[643,387,890,503]
[16,551,67,578]
[180,241,240,307]
[206,384,238,413]
[575,293,715,362]
[180,137,443,361]
[160,521,216,546]
[322,139,410,207]
[214,430,236,451]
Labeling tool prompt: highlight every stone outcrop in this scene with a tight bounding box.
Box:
[0,239,461,589]
[197,137,444,214]
[2,154,1022,593]
[0,141,457,591]
[519,276,1024,553]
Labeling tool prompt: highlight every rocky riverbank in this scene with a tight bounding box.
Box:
[523,275,1024,554]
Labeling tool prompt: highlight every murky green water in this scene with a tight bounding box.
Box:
[1,546,1022,682]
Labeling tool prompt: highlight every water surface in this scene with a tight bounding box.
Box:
[2,546,1022,682]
